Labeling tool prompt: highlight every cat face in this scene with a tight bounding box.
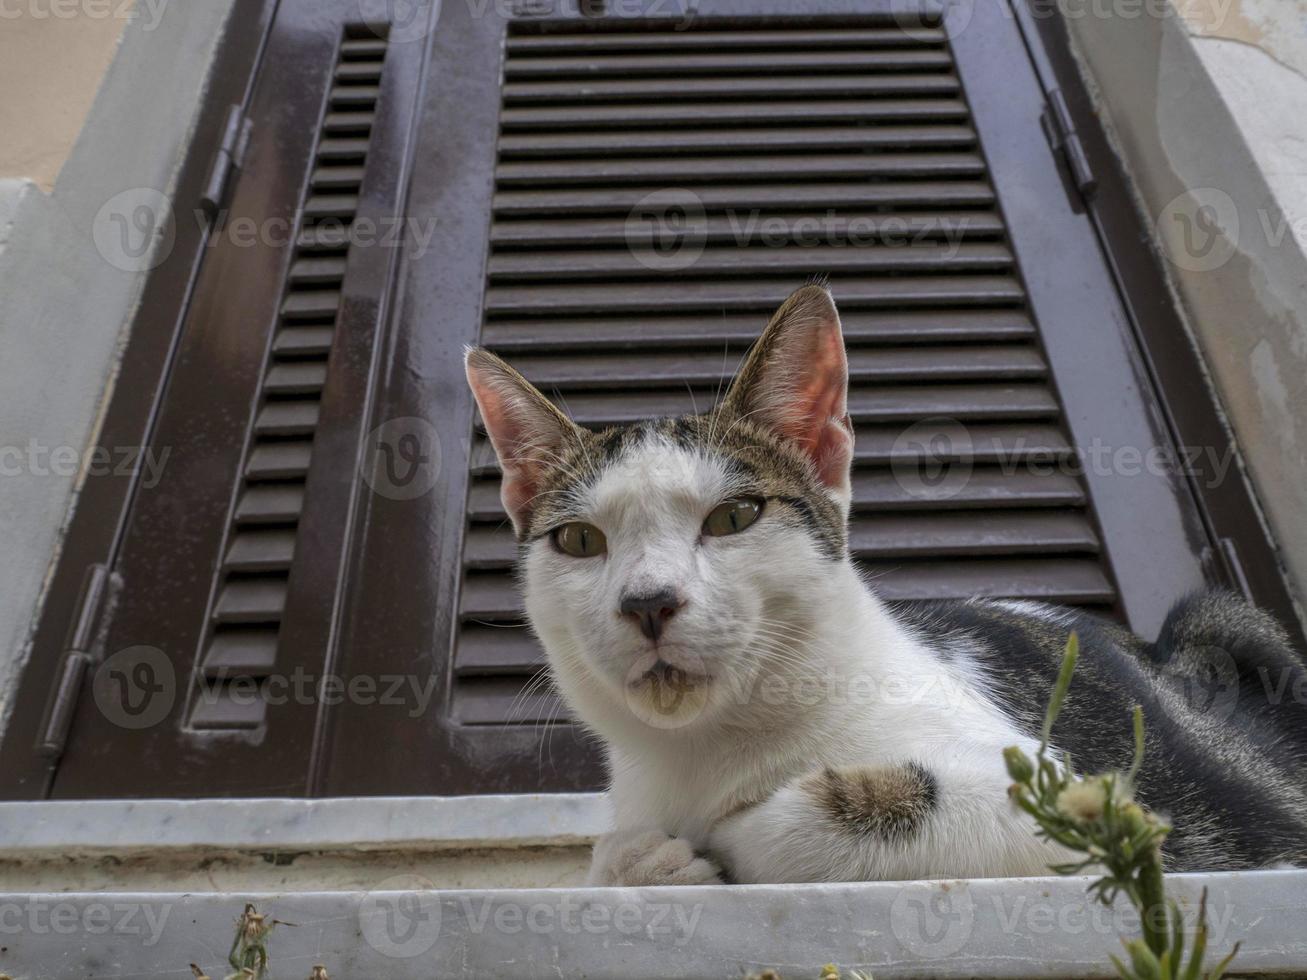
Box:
[465,284,855,730]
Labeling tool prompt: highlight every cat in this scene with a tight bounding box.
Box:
[465,282,1307,885]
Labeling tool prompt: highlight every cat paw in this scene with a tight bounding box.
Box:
[589,830,723,886]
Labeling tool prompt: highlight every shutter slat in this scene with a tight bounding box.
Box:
[482,310,1033,351]
[500,98,971,129]
[225,529,299,571]
[340,38,388,59]
[312,166,366,190]
[335,62,382,83]
[476,382,1059,428]
[201,629,279,677]
[214,578,289,624]
[245,441,313,480]
[850,469,1086,510]
[492,211,1001,248]
[190,683,267,730]
[281,290,342,319]
[495,152,986,186]
[455,625,544,675]
[255,400,321,436]
[264,362,327,395]
[849,511,1100,557]
[503,74,959,103]
[488,243,1011,281]
[470,422,1073,477]
[296,225,354,251]
[318,137,371,162]
[866,559,1116,604]
[504,50,953,78]
[493,181,996,216]
[235,484,305,524]
[464,526,519,569]
[508,344,1045,389]
[505,27,948,52]
[497,125,977,156]
[290,257,348,285]
[303,194,359,218]
[485,277,1025,316]
[323,111,375,134]
[461,573,532,620]
[455,677,560,725]
[331,85,379,107]
[852,422,1073,465]
[273,325,336,356]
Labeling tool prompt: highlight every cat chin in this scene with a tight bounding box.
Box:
[619,672,718,731]
[551,643,732,734]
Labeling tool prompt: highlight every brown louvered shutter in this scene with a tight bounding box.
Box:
[319,0,1247,797]
[459,17,1122,738]
[0,1,427,798]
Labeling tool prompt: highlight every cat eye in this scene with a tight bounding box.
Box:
[552,522,607,558]
[702,497,764,537]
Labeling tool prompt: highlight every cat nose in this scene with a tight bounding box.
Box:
[619,589,684,642]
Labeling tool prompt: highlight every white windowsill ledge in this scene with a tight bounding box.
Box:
[2,796,1304,976]
[0,792,610,856]
[1,872,1304,978]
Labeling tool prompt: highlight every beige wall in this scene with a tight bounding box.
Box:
[0,0,236,733]
[0,1,136,191]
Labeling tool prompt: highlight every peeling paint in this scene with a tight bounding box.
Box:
[1249,337,1305,463]
[1175,0,1307,78]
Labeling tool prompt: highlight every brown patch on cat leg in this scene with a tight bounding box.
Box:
[802,762,938,841]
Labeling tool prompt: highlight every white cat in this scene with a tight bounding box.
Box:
[465,283,1307,883]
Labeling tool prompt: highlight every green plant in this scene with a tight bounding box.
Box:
[189,903,306,980]
[1003,633,1240,980]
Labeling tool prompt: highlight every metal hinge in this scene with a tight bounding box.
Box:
[1040,88,1097,201]
[36,564,111,758]
[199,105,252,219]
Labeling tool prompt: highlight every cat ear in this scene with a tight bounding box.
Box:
[722,283,854,502]
[465,347,583,535]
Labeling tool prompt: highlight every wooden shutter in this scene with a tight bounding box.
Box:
[0,0,427,798]
[318,0,1267,797]
[455,17,1113,732]
[190,28,398,733]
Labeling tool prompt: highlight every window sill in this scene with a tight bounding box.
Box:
[1,871,1303,978]
[0,793,608,892]
[0,792,609,857]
